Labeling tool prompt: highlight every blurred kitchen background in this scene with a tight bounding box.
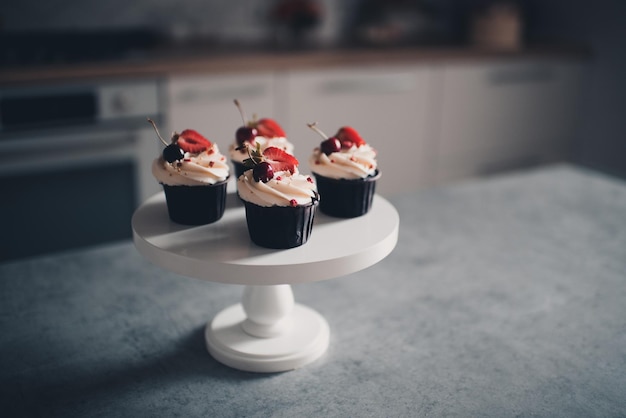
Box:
[1,0,624,261]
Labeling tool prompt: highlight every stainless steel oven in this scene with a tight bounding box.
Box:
[0,79,162,261]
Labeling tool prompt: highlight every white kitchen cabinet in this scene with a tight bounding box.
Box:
[434,59,585,183]
[165,57,586,192]
[283,65,434,196]
[167,73,278,152]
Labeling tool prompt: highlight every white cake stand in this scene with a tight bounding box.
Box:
[132,192,399,373]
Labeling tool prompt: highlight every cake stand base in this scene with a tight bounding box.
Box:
[132,193,399,373]
[205,285,330,373]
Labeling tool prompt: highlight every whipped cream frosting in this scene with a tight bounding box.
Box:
[309,144,377,180]
[238,169,318,207]
[152,144,230,186]
[229,137,294,163]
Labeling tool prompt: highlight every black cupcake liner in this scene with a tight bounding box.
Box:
[162,179,228,225]
[313,170,380,218]
[243,197,319,249]
[232,161,247,179]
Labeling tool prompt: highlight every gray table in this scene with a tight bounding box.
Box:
[1,164,625,417]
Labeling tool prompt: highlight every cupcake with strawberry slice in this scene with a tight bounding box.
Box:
[149,119,230,225]
[229,99,294,178]
[307,123,380,218]
[238,145,319,249]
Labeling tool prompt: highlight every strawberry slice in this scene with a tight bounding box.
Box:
[263,146,298,173]
[177,129,212,153]
[336,126,366,148]
[256,118,286,138]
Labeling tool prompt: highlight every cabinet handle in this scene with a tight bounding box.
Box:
[318,74,416,95]
[0,132,136,176]
[175,84,267,103]
[488,66,554,85]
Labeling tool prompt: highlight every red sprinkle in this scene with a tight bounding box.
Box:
[276,176,282,181]
[330,159,335,163]
[209,161,214,167]
[289,199,298,207]
[184,158,191,162]
[306,176,313,183]
[208,148,215,155]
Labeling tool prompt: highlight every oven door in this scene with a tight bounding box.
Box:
[0,126,153,262]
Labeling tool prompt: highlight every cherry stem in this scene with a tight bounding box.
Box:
[253,142,263,163]
[307,122,328,140]
[233,99,248,125]
[244,144,253,161]
[147,118,169,146]
[241,143,261,165]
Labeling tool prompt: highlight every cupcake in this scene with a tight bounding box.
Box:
[237,145,319,249]
[307,123,380,218]
[148,119,230,225]
[229,99,294,179]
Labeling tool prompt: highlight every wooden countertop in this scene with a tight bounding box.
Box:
[0,44,590,86]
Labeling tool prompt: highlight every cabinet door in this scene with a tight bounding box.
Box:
[435,60,585,182]
[167,73,277,152]
[284,66,433,196]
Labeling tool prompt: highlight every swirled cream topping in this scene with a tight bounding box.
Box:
[229,137,294,163]
[152,144,230,186]
[309,144,377,180]
[238,169,318,207]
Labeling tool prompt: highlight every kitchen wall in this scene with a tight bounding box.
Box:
[0,0,356,46]
[1,0,270,33]
[0,0,475,47]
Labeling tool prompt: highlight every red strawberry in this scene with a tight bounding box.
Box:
[177,129,212,153]
[336,126,365,148]
[256,118,286,138]
[263,146,298,173]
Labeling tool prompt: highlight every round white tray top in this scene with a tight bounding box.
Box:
[132,192,399,285]
[132,192,399,372]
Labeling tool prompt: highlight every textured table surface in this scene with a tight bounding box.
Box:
[1,164,625,417]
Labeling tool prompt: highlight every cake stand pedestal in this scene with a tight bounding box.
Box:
[132,192,399,373]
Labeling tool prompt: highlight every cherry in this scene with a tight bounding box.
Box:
[236,126,258,146]
[163,144,184,163]
[233,99,259,146]
[320,137,341,155]
[308,122,340,155]
[253,161,274,183]
[307,122,340,155]
[148,118,184,162]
